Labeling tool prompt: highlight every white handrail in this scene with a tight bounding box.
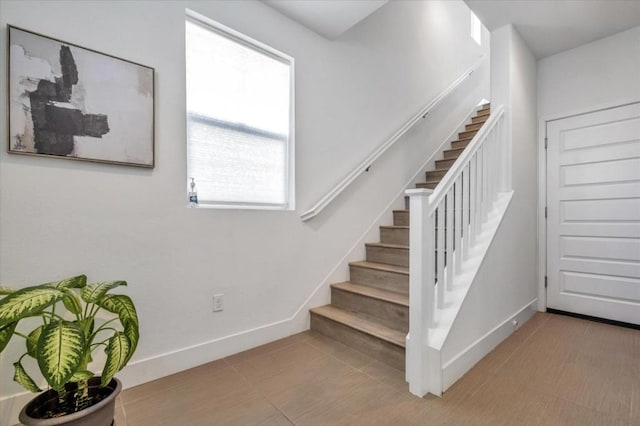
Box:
[300,55,486,222]
[406,104,510,398]
[427,105,505,215]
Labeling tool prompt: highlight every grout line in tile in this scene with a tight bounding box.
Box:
[490,313,551,374]
[227,359,299,425]
[223,333,312,366]
[356,364,407,392]
[304,335,377,371]
[262,391,297,425]
[228,347,360,426]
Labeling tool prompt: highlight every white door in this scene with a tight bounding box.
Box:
[547,102,640,325]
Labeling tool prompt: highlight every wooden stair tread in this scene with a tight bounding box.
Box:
[472,114,490,121]
[426,169,447,175]
[444,147,465,155]
[435,159,455,169]
[365,242,408,249]
[310,305,406,348]
[416,180,441,188]
[331,282,409,307]
[349,260,408,275]
[452,140,470,149]
[310,102,497,370]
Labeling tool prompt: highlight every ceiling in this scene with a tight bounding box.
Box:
[466,0,640,58]
[264,0,388,39]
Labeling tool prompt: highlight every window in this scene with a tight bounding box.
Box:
[470,10,481,46]
[185,12,294,209]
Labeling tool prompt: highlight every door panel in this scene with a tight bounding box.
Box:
[547,103,640,325]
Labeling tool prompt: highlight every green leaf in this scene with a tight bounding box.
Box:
[76,318,95,370]
[44,275,87,290]
[0,286,65,327]
[81,281,126,304]
[13,361,42,393]
[0,322,17,352]
[37,321,85,391]
[26,325,44,358]
[123,321,139,364]
[62,290,82,315]
[82,348,93,368]
[102,332,130,387]
[96,293,139,364]
[97,294,138,328]
[0,286,17,295]
[69,370,94,383]
[76,318,94,339]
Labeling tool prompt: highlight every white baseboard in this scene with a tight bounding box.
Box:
[0,100,485,426]
[0,316,303,426]
[441,298,538,392]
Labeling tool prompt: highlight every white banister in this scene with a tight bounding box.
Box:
[436,201,445,308]
[454,175,462,274]
[482,143,489,221]
[406,188,435,397]
[469,155,477,247]
[462,164,470,261]
[426,107,505,217]
[445,191,454,291]
[406,105,508,397]
[301,55,486,222]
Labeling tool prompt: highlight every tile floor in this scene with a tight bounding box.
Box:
[114,313,640,425]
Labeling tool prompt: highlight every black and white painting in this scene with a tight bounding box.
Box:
[8,26,154,167]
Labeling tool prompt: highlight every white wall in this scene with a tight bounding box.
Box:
[538,26,640,118]
[441,25,538,377]
[0,0,488,416]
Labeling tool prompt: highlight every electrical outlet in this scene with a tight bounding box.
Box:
[213,294,224,312]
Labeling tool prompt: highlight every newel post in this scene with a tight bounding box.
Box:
[405,188,435,397]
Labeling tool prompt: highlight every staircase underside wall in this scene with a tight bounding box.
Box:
[438,24,538,392]
[439,201,538,391]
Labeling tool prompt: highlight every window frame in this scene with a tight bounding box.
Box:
[185,9,296,210]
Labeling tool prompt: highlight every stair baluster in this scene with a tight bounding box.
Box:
[406,105,508,397]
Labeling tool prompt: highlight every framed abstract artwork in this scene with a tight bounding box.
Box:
[8,25,155,168]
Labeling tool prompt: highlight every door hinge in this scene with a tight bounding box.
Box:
[545,206,547,219]
[544,276,548,289]
[544,137,548,149]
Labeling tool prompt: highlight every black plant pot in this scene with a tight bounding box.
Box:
[19,377,121,426]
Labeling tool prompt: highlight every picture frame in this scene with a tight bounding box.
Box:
[7,25,155,168]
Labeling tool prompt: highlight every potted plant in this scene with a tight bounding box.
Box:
[0,275,139,425]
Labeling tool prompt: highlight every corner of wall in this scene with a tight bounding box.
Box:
[440,20,539,392]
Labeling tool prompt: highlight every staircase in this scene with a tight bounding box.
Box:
[309,104,491,372]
